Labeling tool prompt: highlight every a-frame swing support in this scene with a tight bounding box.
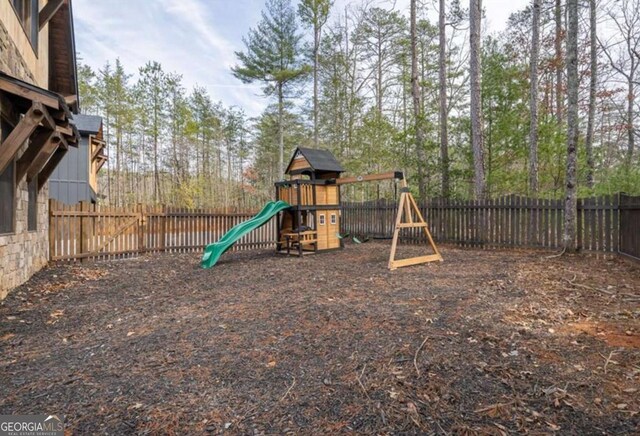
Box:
[335,171,442,270]
[388,179,442,270]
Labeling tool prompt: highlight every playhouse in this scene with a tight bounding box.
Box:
[202,147,442,269]
[275,147,344,255]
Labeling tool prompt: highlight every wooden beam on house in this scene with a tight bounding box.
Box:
[38,146,67,191]
[0,103,46,174]
[15,129,58,182]
[0,79,59,110]
[63,94,77,106]
[26,134,64,183]
[55,124,72,136]
[39,104,56,130]
[39,0,66,30]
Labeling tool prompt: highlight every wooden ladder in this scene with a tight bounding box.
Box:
[388,180,443,270]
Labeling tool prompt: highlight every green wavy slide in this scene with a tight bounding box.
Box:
[201,200,290,268]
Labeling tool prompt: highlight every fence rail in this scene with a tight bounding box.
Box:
[342,194,639,256]
[49,200,275,262]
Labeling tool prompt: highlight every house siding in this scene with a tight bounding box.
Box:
[0,128,50,300]
[0,1,52,299]
[0,0,49,87]
[50,135,93,204]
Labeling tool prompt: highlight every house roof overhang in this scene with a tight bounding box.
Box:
[47,0,79,113]
[0,72,79,191]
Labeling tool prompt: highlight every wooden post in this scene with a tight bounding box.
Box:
[80,201,90,262]
[137,203,146,255]
[48,198,56,261]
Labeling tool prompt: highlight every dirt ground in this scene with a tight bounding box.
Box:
[1,242,639,435]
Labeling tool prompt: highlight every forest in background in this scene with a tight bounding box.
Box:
[78,0,640,210]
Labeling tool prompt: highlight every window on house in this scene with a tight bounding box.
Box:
[330,214,337,225]
[0,120,15,234]
[11,0,39,50]
[28,174,37,231]
[319,214,325,225]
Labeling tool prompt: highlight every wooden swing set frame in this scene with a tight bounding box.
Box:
[337,172,443,270]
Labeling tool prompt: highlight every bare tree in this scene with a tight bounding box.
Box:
[410,0,427,200]
[529,0,541,194]
[598,0,639,166]
[563,0,579,252]
[585,0,597,188]
[439,0,450,198]
[470,0,486,199]
[555,0,563,123]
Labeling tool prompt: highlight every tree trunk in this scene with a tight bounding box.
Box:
[585,0,596,188]
[563,0,579,252]
[627,78,635,165]
[529,0,541,195]
[470,0,486,199]
[555,0,563,123]
[313,22,320,147]
[411,0,427,201]
[439,0,451,198]
[278,82,285,180]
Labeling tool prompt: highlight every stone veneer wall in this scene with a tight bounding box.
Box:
[0,20,49,300]
[0,20,36,83]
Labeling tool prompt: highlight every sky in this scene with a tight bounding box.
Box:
[73,0,529,117]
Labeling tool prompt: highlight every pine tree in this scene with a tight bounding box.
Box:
[298,0,333,147]
[232,0,310,180]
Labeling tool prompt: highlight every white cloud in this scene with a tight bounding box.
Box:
[72,0,529,118]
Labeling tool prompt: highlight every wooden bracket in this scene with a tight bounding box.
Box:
[95,155,107,172]
[15,129,58,182]
[0,79,59,110]
[0,103,47,174]
[37,146,67,191]
[26,134,64,183]
[388,181,442,270]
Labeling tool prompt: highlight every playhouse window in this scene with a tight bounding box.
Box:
[319,214,325,225]
[330,213,336,225]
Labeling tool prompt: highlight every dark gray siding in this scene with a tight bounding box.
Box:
[49,135,95,204]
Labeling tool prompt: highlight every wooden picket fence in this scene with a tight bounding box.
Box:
[48,200,276,262]
[49,193,639,262]
[342,194,640,257]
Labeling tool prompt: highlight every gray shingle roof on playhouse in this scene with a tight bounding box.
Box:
[286,147,345,174]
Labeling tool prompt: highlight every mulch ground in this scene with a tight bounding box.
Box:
[1,242,639,435]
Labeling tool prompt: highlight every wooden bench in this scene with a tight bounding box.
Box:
[280,230,317,256]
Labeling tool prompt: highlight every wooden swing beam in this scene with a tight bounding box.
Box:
[335,172,443,270]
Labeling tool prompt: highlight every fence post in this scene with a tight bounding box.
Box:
[48,198,55,261]
[137,203,146,255]
[161,205,167,253]
[80,201,91,262]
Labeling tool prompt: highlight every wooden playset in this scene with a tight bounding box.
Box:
[274,147,442,269]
